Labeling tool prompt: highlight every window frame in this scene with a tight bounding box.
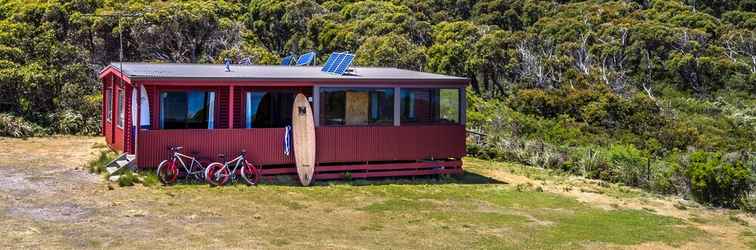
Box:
[116,88,125,128]
[399,87,463,125]
[159,90,217,130]
[105,88,112,123]
[318,87,395,127]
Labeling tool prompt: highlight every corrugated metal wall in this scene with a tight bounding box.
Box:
[316,125,465,163]
[136,125,465,168]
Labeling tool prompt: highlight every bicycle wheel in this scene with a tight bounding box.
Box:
[240,161,261,186]
[157,159,179,185]
[189,159,209,182]
[204,162,230,186]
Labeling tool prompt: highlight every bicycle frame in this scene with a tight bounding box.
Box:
[217,154,247,181]
[171,151,203,177]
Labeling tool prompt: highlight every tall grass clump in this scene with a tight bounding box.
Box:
[87,150,117,174]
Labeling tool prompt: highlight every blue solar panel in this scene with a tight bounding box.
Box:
[296,52,316,66]
[320,52,341,72]
[328,53,347,72]
[281,55,294,65]
[332,54,354,75]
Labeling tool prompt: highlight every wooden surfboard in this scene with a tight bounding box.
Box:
[292,93,316,186]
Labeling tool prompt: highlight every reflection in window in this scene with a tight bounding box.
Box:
[105,89,112,122]
[117,90,125,128]
[439,89,460,123]
[320,88,394,126]
[401,88,460,124]
[245,91,295,128]
[160,91,215,129]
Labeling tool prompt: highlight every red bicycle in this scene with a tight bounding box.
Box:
[204,150,260,186]
[156,146,208,185]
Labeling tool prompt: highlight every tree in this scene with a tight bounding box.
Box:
[427,21,482,92]
[354,34,426,71]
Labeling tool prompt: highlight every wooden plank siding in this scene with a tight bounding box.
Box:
[136,125,465,169]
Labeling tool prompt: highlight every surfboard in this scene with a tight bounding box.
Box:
[292,93,316,186]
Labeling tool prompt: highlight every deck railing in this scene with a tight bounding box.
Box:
[136,125,465,168]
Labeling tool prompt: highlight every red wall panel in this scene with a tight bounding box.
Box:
[137,128,295,167]
[136,125,465,168]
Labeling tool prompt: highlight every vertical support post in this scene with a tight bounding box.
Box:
[460,87,466,125]
[135,82,140,158]
[394,87,401,126]
[313,85,320,127]
[228,85,235,129]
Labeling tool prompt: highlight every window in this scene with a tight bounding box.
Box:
[105,89,112,122]
[160,91,216,129]
[244,90,295,128]
[320,88,394,126]
[439,88,460,123]
[117,90,124,128]
[401,88,460,124]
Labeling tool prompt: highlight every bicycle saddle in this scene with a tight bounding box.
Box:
[217,153,226,160]
[169,146,184,151]
[240,149,246,155]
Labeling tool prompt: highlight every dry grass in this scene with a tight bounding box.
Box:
[0,136,754,249]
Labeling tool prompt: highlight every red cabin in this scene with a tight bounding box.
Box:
[99,62,468,180]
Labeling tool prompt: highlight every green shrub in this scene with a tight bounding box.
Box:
[141,171,159,187]
[578,147,607,179]
[87,150,117,174]
[680,151,753,208]
[607,144,651,188]
[48,110,100,135]
[0,113,43,137]
[118,170,140,187]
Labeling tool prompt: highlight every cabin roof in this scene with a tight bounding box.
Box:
[100,62,468,85]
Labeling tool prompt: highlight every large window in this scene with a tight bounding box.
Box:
[320,88,394,126]
[117,90,124,128]
[160,91,216,129]
[105,89,112,122]
[245,90,295,128]
[401,88,460,124]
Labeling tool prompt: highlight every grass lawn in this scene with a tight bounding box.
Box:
[0,136,754,249]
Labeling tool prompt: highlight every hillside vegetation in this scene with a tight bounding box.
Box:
[0,0,753,208]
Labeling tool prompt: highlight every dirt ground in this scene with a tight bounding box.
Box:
[0,136,754,249]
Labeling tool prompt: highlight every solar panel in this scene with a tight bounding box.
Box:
[332,54,355,75]
[320,52,341,72]
[320,52,355,75]
[296,52,316,66]
[326,53,346,72]
[281,55,294,65]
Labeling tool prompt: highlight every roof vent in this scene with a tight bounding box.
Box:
[224,58,231,72]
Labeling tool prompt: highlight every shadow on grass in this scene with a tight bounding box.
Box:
[262,170,505,187]
[144,170,505,188]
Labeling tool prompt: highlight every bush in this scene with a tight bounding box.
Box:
[606,144,651,188]
[141,171,159,187]
[49,110,101,136]
[680,151,753,208]
[87,150,117,174]
[0,113,44,137]
[118,170,141,187]
[578,147,607,179]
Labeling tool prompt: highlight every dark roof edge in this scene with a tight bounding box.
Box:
[130,76,469,85]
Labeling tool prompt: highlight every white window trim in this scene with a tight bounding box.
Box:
[117,90,125,128]
[208,92,215,129]
[105,88,112,123]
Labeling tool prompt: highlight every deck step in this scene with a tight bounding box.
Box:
[105,153,136,176]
